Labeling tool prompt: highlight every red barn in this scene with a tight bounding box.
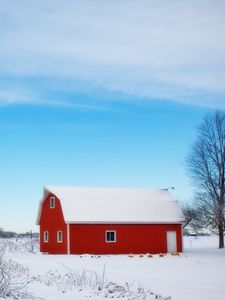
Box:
[36,186,185,254]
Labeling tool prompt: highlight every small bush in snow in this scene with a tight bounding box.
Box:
[0,238,39,254]
[34,265,106,294]
[34,265,171,299]
[0,245,32,299]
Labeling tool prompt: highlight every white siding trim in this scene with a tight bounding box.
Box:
[181,224,183,252]
[66,221,184,224]
[67,223,70,254]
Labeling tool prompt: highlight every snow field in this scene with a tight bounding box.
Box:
[0,236,225,300]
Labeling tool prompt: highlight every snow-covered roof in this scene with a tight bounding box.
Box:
[37,186,185,224]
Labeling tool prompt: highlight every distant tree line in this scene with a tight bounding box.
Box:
[0,227,39,239]
[0,227,16,238]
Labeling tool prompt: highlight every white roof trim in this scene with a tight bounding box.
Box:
[36,188,51,225]
[65,221,184,224]
[37,186,185,225]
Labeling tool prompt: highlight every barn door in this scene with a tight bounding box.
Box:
[167,231,177,253]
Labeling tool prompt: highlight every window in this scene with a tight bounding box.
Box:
[105,231,116,243]
[57,231,63,243]
[44,231,49,243]
[50,196,55,208]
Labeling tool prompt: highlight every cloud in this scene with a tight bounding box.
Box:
[0,0,225,108]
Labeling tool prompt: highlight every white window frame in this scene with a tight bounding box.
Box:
[105,230,116,243]
[57,231,63,243]
[50,196,55,208]
[44,231,49,243]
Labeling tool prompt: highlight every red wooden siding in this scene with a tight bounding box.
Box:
[39,194,67,254]
[39,195,183,254]
[69,224,182,254]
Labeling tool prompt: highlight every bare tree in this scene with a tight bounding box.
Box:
[186,110,225,248]
[182,203,205,234]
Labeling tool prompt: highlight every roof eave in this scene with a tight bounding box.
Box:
[65,220,185,225]
[36,187,51,225]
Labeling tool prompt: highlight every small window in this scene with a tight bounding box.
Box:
[105,231,116,243]
[44,231,49,243]
[57,231,63,243]
[50,196,55,208]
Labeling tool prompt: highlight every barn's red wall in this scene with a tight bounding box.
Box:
[69,224,182,254]
[39,195,183,254]
[39,193,67,254]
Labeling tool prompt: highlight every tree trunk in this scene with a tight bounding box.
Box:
[218,223,224,248]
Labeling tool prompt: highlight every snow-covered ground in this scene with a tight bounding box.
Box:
[1,236,225,300]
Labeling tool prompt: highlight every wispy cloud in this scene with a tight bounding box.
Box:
[0,0,225,108]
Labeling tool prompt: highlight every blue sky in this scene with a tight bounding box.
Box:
[0,0,224,232]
